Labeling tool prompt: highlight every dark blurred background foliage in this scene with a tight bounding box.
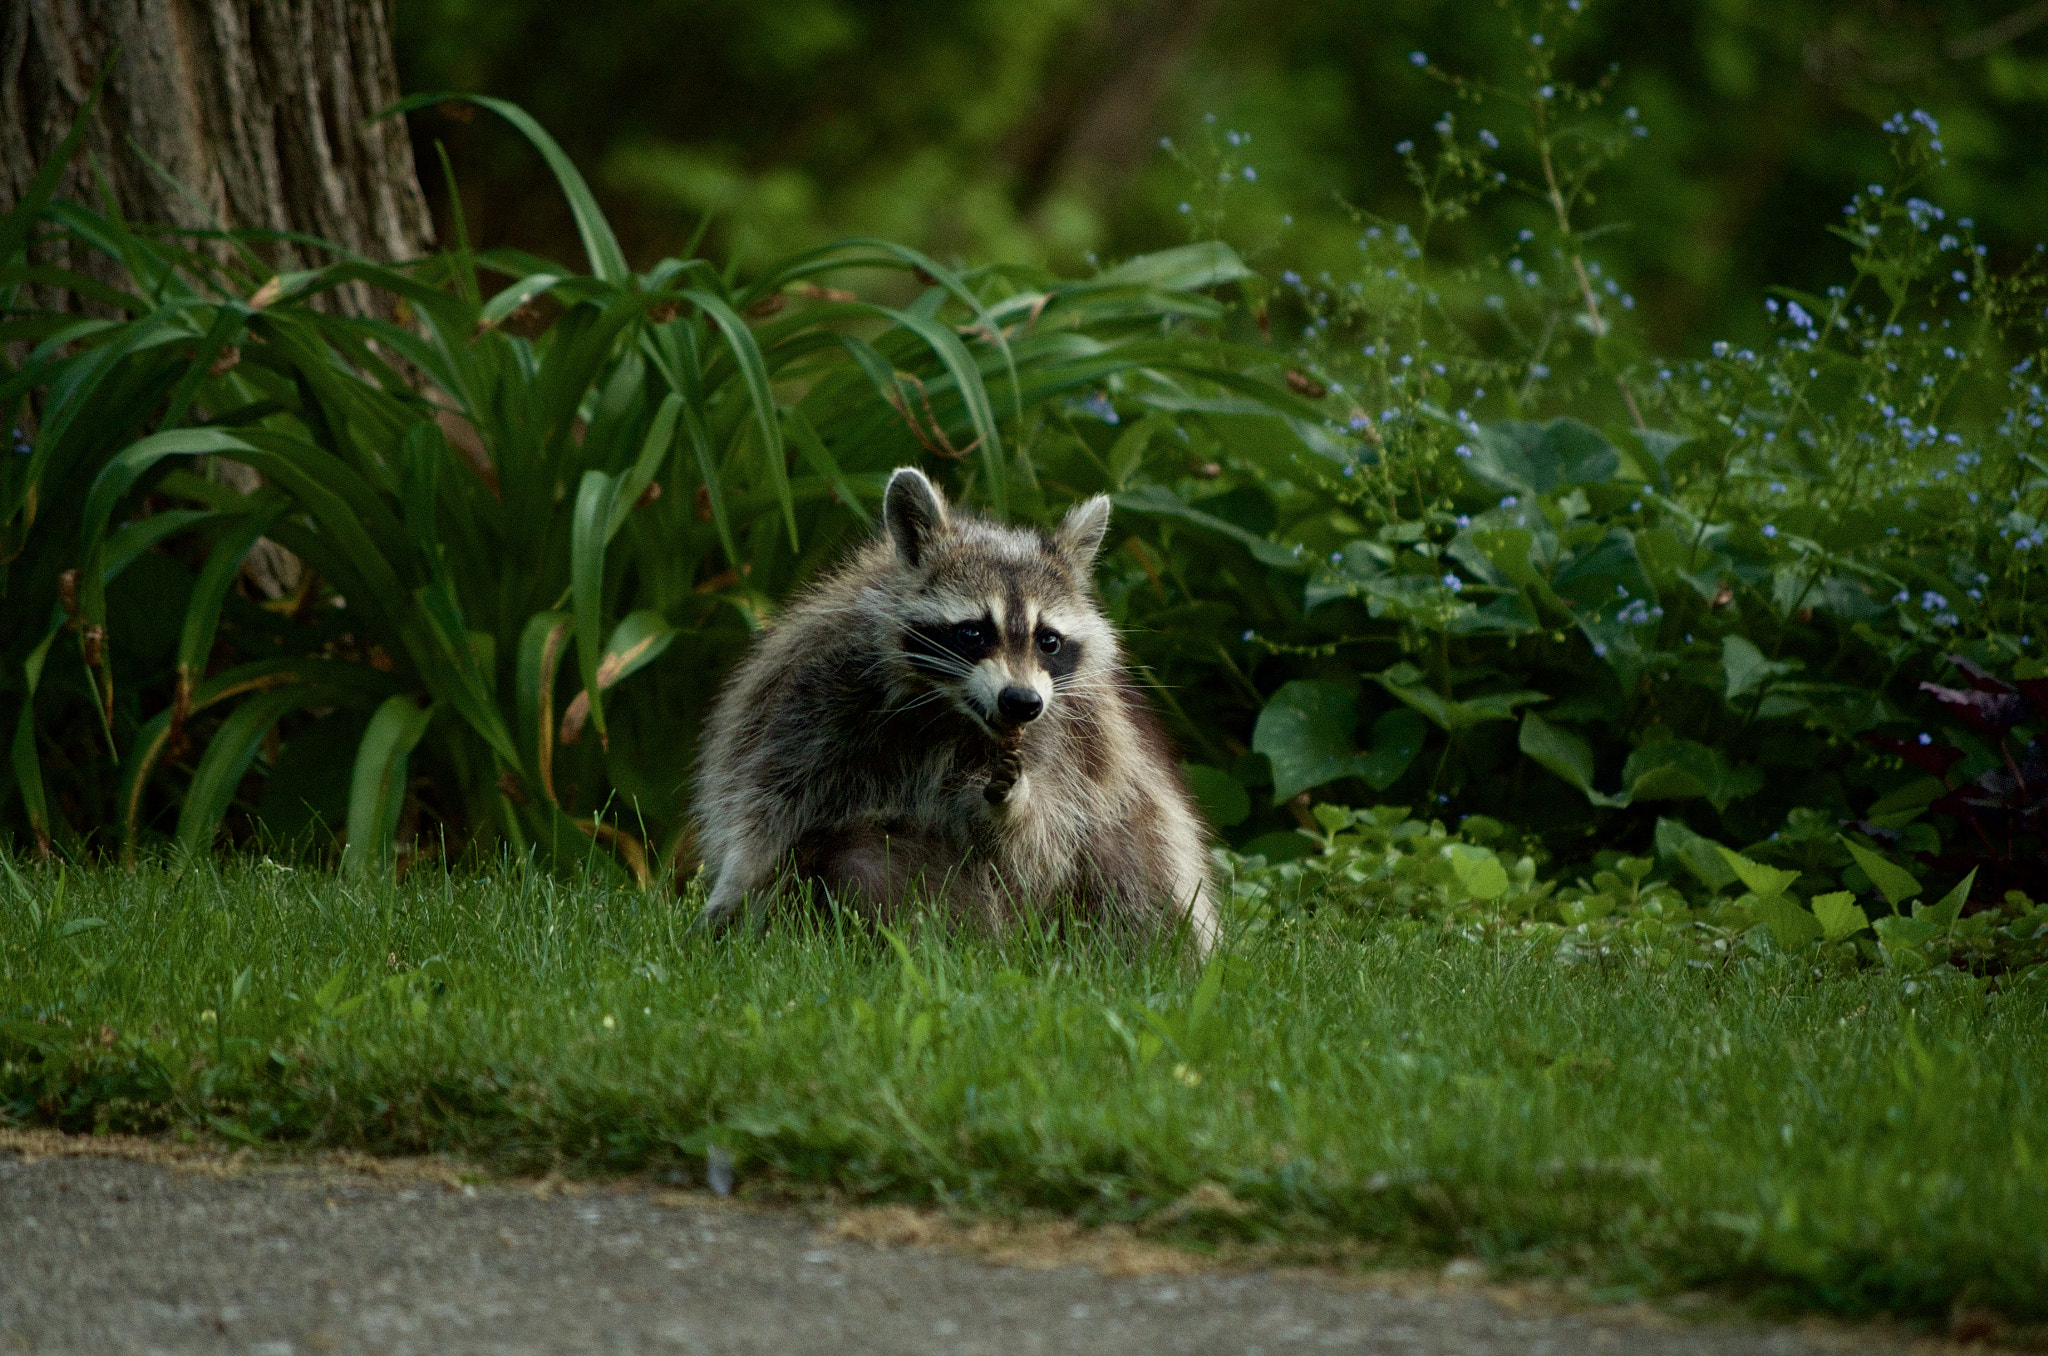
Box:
[397,0,2048,355]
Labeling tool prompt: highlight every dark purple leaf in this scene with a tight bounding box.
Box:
[1862,732,1966,779]
[1945,653,2011,696]
[1919,681,2029,737]
[2018,678,2048,726]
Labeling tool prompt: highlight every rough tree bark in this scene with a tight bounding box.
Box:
[0,0,433,312]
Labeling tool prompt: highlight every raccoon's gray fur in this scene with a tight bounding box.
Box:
[693,467,1217,952]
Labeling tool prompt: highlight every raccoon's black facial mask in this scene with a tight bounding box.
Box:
[1037,628,1080,680]
[904,617,997,676]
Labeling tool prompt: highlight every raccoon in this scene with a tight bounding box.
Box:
[693,466,1217,952]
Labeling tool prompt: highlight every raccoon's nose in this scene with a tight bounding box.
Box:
[997,685,1043,725]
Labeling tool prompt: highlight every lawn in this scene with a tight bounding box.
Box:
[4,856,2044,1323]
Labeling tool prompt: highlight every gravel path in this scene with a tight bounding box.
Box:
[0,1133,1944,1356]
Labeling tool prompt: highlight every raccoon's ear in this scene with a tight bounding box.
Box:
[1055,494,1113,569]
[884,467,949,567]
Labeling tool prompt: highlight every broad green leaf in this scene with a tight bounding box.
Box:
[1864,778,1944,829]
[1356,709,1427,792]
[1756,892,1824,952]
[1374,667,1544,732]
[1714,845,1801,899]
[1874,912,1939,952]
[1461,418,1621,498]
[1656,817,1738,892]
[343,696,435,878]
[1444,844,1511,900]
[1182,764,1250,828]
[1518,711,1627,807]
[1254,681,1363,804]
[1622,739,1763,811]
[1722,634,1798,701]
[1916,867,1977,928]
[1810,891,1871,943]
[1839,837,1922,907]
[1253,682,1423,802]
[1449,527,1540,590]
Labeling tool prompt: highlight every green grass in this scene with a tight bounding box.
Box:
[4,857,2045,1322]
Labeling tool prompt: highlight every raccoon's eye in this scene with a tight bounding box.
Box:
[953,621,985,647]
[1037,630,1062,656]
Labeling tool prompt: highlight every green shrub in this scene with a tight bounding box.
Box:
[1,97,1302,875]
[1059,25,2048,954]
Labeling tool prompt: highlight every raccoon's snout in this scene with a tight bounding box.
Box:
[996,685,1044,726]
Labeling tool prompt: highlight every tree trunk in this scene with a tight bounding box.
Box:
[0,0,433,313]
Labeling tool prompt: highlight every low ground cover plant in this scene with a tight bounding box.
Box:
[2,860,2044,1322]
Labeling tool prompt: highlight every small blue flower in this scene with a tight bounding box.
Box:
[1762,524,1778,538]
[1242,166,1257,182]
[1478,129,1499,149]
[1395,140,1415,155]
[1178,202,1192,214]
[1442,573,1463,593]
[1917,733,1932,746]
[1530,32,1544,46]
[1410,51,1428,66]
[1499,495,1519,508]
[1241,629,1256,643]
